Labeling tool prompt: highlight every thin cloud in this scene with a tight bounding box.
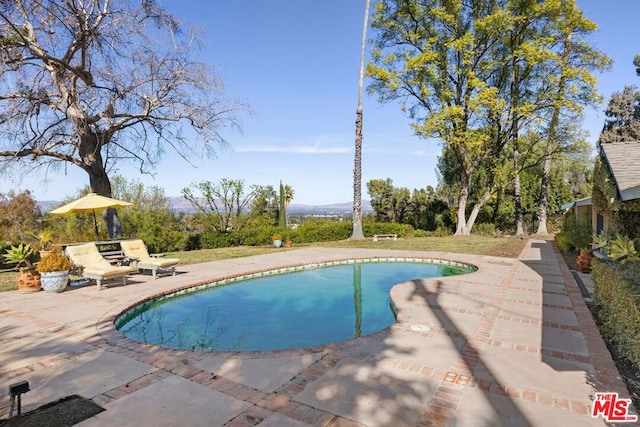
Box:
[234,139,351,154]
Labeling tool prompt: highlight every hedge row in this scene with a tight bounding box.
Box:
[186,221,418,250]
[591,259,640,369]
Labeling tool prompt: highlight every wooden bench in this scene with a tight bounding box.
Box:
[373,234,397,241]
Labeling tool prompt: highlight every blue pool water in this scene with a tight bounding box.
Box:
[116,261,473,352]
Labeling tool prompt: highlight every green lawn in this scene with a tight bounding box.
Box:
[0,236,529,292]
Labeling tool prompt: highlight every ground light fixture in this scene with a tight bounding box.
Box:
[8,380,30,418]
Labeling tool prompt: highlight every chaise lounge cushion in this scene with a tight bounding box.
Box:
[120,239,179,278]
[65,243,131,289]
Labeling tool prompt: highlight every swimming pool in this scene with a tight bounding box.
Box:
[115,258,475,352]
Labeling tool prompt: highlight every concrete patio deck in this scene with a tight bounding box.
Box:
[0,239,636,426]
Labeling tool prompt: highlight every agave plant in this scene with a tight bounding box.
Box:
[591,233,610,253]
[2,243,35,270]
[607,234,640,264]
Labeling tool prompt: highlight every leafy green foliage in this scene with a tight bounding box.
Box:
[367,0,609,235]
[592,156,640,237]
[473,223,501,237]
[592,260,640,369]
[2,243,35,270]
[182,179,256,233]
[200,231,245,249]
[0,190,43,243]
[293,220,352,243]
[367,178,452,231]
[554,214,591,253]
[599,86,640,144]
[607,234,640,263]
[591,232,610,253]
[363,222,414,238]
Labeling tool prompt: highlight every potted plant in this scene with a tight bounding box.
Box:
[33,230,55,258]
[576,248,593,273]
[2,243,41,293]
[36,251,74,293]
[272,233,283,248]
[283,233,293,248]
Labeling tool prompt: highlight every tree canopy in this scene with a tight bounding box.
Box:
[0,0,243,237]
[599,85,640,144]
[367,0,609,235]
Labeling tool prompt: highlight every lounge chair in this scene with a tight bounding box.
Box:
[65,243,131,290]
[119,239,179,279]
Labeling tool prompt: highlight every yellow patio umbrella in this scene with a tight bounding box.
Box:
[49,193,132,239]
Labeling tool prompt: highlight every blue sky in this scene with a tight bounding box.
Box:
[8,0,640,205]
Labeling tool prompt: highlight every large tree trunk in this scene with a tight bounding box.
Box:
[455,184,470,236]
[514,145,524,235]
[351,0,370,240]
[511,52,524,236]
[466,188,493,233]
[352,107,365,239]
[79,132,123,239]
[537,34,571,235]
[536,143,552,235]
[351,0,371,240]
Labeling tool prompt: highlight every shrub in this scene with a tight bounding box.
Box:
[554,231,571,253]
[294,220,351,243]
[473,223,501,237]
[363,222,414,238]
[592,259,640,369]
[424,226,453,237]
[243,226,283,246]
[555,214,591,253]
[36,252,74,272]
[200,231,245,249]
[184,233,202,251]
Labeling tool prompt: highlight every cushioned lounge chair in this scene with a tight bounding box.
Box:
[120,239,179,279]
[65,243,131,290]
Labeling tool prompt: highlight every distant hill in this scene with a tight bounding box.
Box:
[287,201,373,215]
[39,198,373,215]
[37,200,61,213]
[168,197,373,214]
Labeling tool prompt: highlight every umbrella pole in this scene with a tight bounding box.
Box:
[93,210,99,240]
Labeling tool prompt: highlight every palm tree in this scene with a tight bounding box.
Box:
[284,185,294,207]
[278,183,294,227]
[278,181,286,229]
[351,0,371,240]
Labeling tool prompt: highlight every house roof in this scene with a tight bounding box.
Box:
[600,142,640,201]
[560,197,592,211]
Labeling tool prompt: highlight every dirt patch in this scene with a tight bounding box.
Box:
[0,395,103,426]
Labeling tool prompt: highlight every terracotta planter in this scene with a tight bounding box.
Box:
[576,250,593,273]
[284,241,293,248]
[40,271,69,293]
[17,270,41,293]
[39,249,55,259]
